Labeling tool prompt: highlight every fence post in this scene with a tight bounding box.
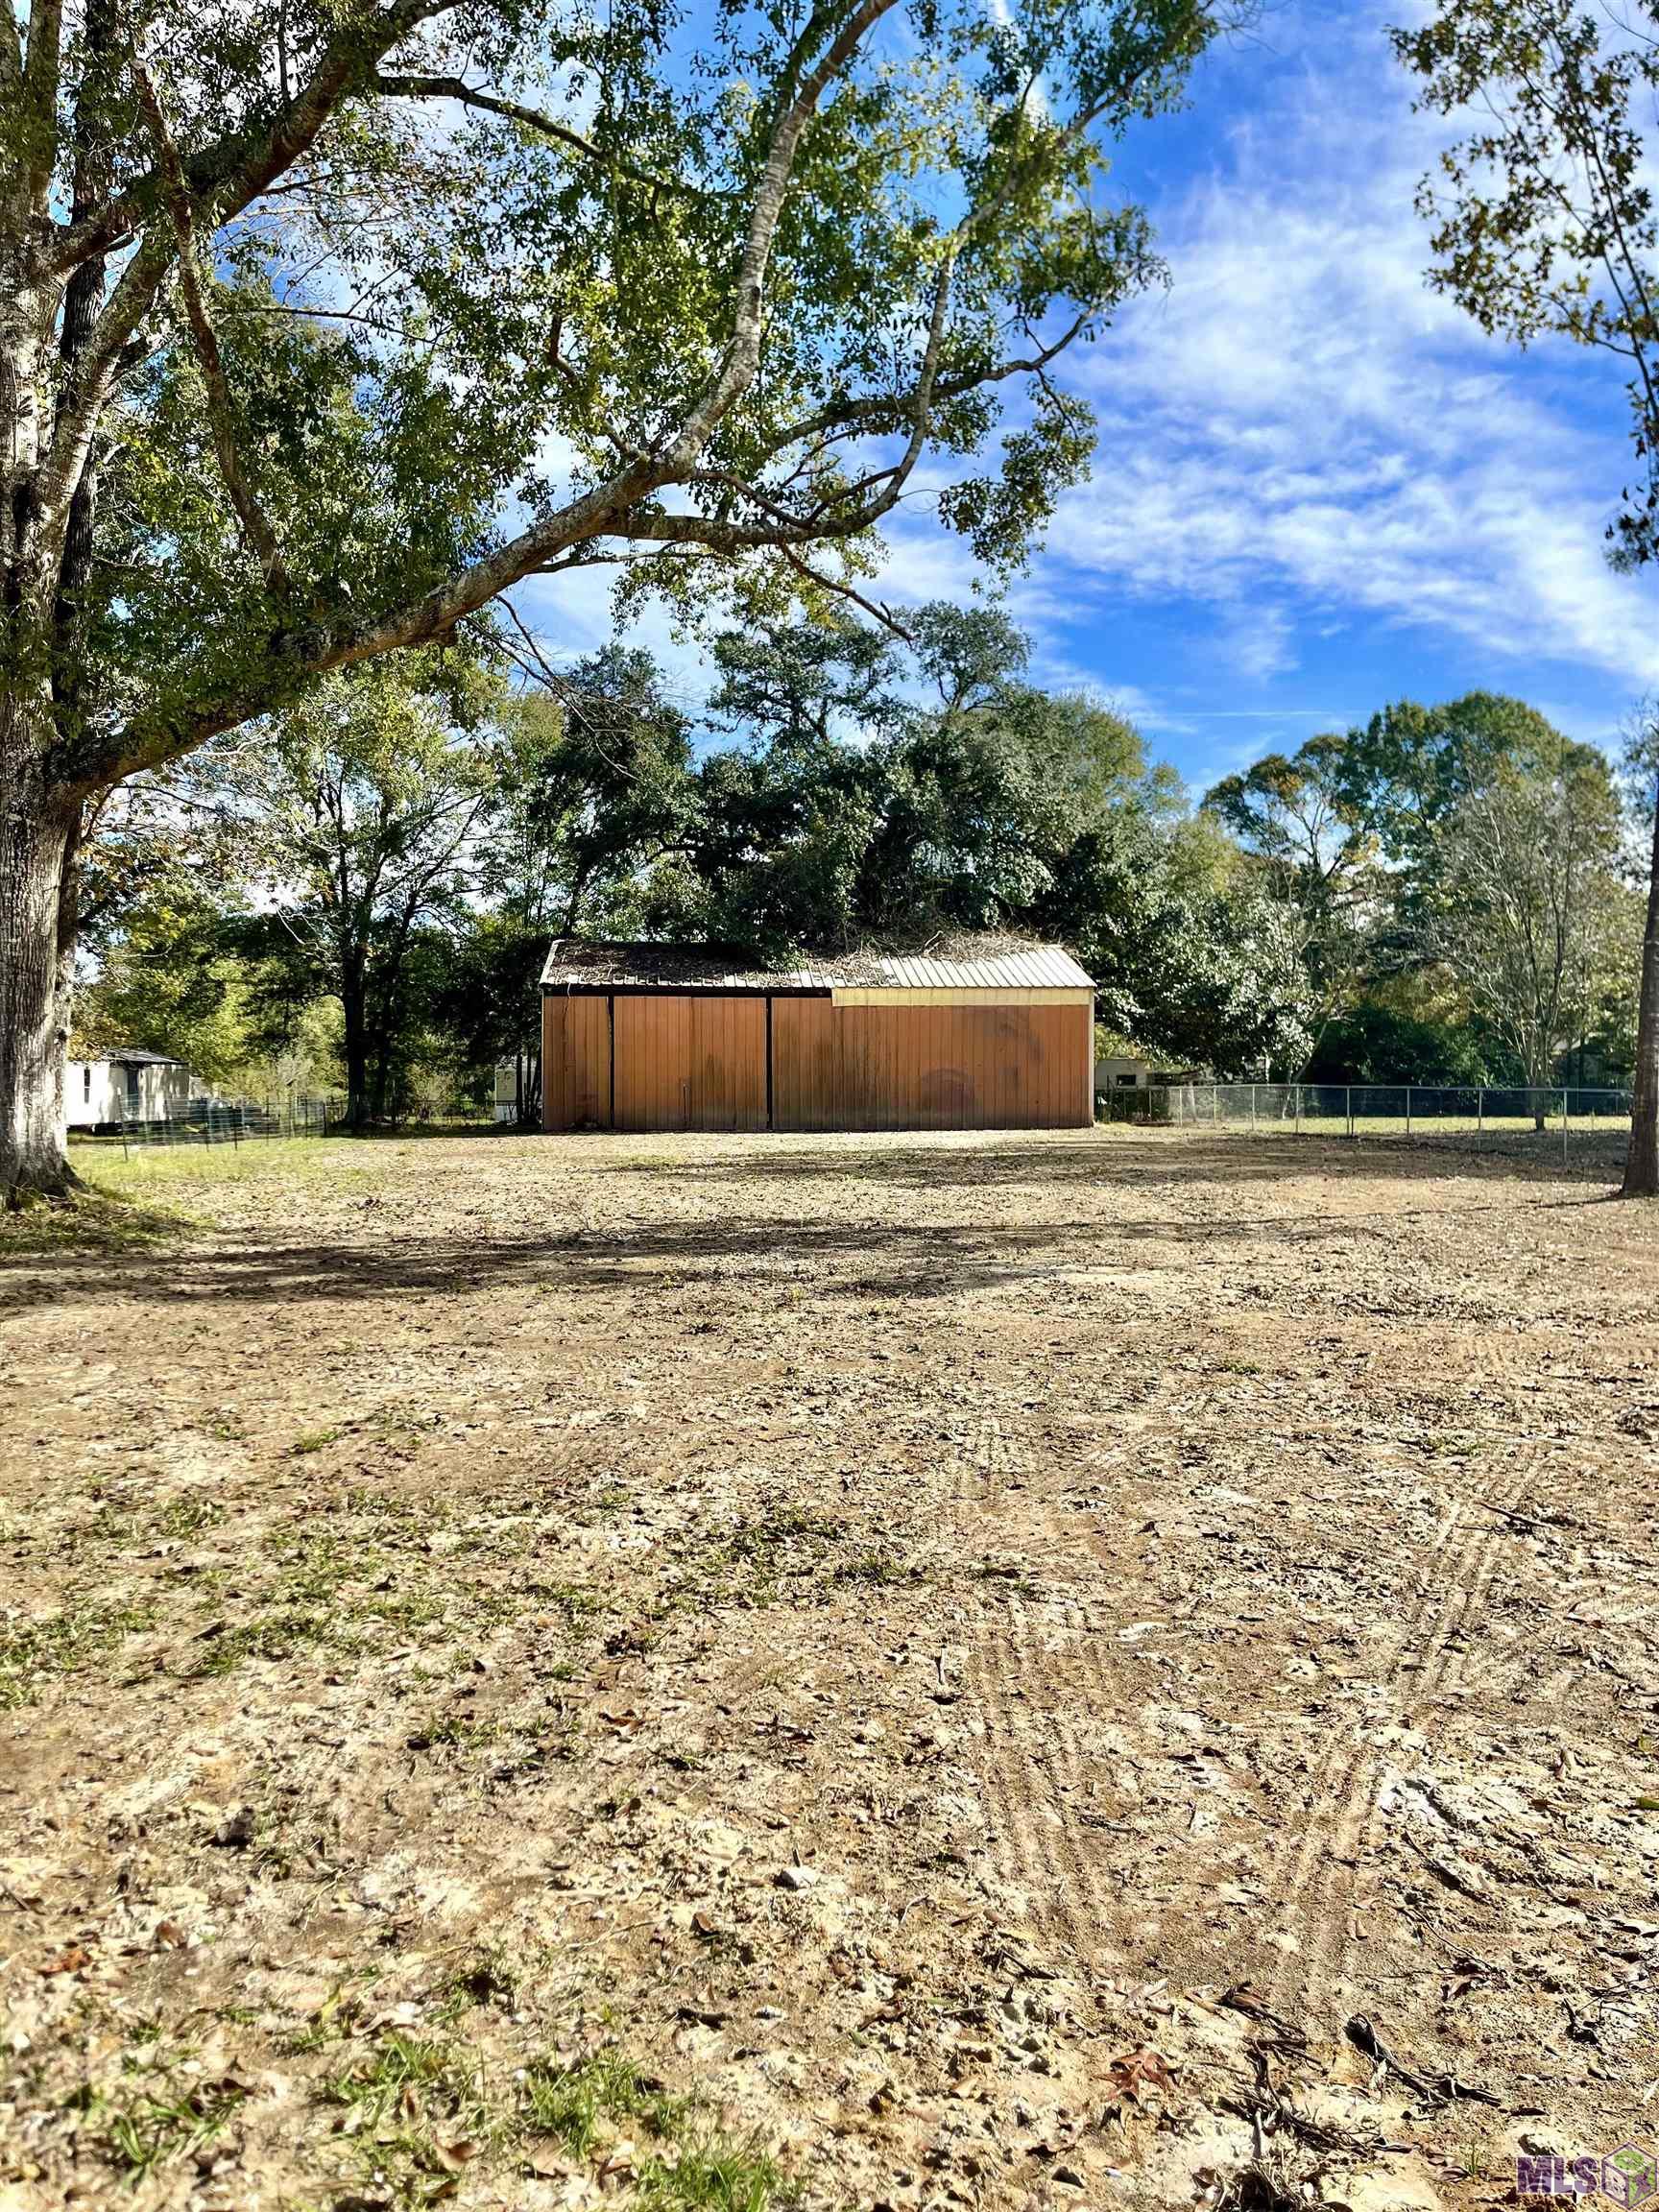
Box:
[1405,1085,1412,1139]
[1295,1084,1303,1136]
[1251,1083,1258,1133]
[1347,1086,1354,1141]
[1563,1089,1570,1166]
[1477,1087,1484,1135]
[1213,1083,1219,1128]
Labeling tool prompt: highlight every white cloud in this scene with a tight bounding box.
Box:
[1024,4,1659,697]
[509,3,1659,753]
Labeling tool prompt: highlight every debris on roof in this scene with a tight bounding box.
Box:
[78,1046,185,1066]
[539,935,1094,994]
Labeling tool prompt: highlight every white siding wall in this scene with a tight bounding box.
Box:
[1095,1057,1153,1091]
[66,1061,122,1127]
[494,1057,540,1122]
[66,1060,204,1127]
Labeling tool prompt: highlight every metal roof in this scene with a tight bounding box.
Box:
[76,1046,185,1066]
[540,937,1094,994]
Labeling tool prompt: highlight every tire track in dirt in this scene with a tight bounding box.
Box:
[1251,1486,1470,2004]
[951,1407,1128,1982]
[1262,1445,1542,2031]
[954,1378,1560,2036]
[963,1638,1108,1980]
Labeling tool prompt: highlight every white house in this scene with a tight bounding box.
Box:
[1095,1054,1155,1091]
[493,1055,541,1123]
[66,1050,208,1130]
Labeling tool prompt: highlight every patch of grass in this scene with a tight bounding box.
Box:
[0,1600,153,1709]
[325,2032,487,2131]
[283,1980,373,2055]
[832,1550,924,1590]
[102,2079,247,2183]
[526,1577,603,1633]
[292,1427,341,1455]
[263,1527,349,1575]
[188,1603,347,1677]
[324,2032,496,2206]
[671,1506,843,1608]
[649,2134,791,2211]
[155,1493,228,1540]
[0,1180,187,1255]
[405,1711,504,1753]
[482,1708,587,1776]
[186,1530,462,1679]
[521,2047,787,2210]
[77,1137,380,1203]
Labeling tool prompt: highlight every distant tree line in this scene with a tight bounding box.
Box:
[73,610,1646,1123]
[1204,693,1642,1101]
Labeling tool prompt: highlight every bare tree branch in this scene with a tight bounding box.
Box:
[374,73,732,201]
[45,0,465,275]
[777,545,911,637]
[131,52,289,597]
[19,0,64,216]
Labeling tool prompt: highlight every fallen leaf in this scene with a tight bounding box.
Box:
[1104,2047,1176,2107]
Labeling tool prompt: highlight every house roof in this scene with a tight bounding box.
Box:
[78,1047,184,1067]
[540,936,1094,994]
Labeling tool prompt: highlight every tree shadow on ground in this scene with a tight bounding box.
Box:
[0,1166,1612,1321]
[594,1130,1626,1193]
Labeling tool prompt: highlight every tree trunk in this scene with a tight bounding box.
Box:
[368,986,397,1125]
[340,960,371,1132]
[0,699,80,1201]
[1623,778,1659,1196]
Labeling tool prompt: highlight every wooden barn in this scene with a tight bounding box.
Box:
[540,938,1095,1133]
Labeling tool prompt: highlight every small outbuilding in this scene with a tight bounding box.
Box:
[540,937,1095,1133]
[66,1049,208,1131]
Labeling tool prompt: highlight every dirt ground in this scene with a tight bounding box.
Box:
[3,1126,1657,2212]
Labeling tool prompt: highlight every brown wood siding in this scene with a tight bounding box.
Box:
[613,994,766,1132]
[769,998,1091,1131]
[547,989,1091,1133]
[541,994,613,1129]
[772,998,833,1133]
[689,995,767,1131]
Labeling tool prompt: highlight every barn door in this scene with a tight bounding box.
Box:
[613,997,766,1131]
[541,996,613,1129]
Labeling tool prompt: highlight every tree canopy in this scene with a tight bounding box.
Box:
[1395,2,1659,1188]
[1,0,1254,1191]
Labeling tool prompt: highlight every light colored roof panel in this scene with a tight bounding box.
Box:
[540,937,1094,993]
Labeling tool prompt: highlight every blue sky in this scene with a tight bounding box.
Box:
[983,0,1659,790]
[521,0,1659,794]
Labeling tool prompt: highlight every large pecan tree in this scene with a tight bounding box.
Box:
[0,0,1235,1194]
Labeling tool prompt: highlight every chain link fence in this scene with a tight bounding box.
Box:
[92,1093,510,1149]
[1098,1080,1632,1155]
[89,1094,340,1153]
